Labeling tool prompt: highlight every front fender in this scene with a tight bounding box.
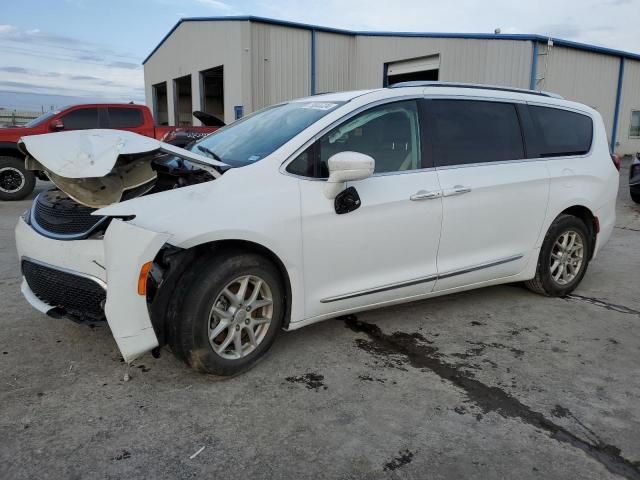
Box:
[104,219,170,362]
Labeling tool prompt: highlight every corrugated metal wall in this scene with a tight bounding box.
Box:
[144,20,640,154]
[618,59,640,155]
[250,23,311,109]
[315,32,356,93]
[535,45,619,134]
[353,37,532,89]
[143,20,250,125]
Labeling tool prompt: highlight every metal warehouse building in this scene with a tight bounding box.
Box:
[143,16,640,155]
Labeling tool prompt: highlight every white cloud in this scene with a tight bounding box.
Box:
[0,25,144,108]
[193,0,233,10]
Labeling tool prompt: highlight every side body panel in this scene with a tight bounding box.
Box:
[434,161,549,291]
[298,171,443,318]
[532,103,619,258]
[99,160,307,324]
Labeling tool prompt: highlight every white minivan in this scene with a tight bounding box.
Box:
[15,83,619,376]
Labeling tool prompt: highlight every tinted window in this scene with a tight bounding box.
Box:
[528,106,593,157]
[427,100,524,166]
[108,107,143,128]
[61,108,99,130]
[287,100,422,177]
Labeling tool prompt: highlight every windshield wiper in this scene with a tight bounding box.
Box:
[197,145,224,163]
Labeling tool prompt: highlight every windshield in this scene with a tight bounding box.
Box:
[190,101,344,167]
[24,110,59,128]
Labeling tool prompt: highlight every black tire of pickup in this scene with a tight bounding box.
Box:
[0,156,36,201]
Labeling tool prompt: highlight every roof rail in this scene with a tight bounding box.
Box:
[388,81,563,99]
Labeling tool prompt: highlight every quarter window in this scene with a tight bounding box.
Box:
[630,111,640,138]
[287,100,422,177]
[426,100,525,167]
[528,105,593,157]
[60,108,99,130]
[108,108,143,128]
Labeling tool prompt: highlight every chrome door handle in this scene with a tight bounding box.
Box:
[410,190,442,201]
[444,185,472,197]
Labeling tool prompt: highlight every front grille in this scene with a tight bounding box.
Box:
[32,189,106,238]
[22,259,106,322]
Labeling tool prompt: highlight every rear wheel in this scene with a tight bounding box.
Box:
[631,191,640,204]
[525,214,591,297]
[169,252,284,376]
[0,156,35,201]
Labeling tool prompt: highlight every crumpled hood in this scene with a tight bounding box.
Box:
[18,129,227,208]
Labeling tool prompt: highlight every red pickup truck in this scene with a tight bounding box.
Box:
[0,103,221,200]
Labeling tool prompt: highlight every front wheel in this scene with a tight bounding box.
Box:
[525,214,591,297]
[170,252,285,376]
[631,190,640,204]
[0,156,36,201]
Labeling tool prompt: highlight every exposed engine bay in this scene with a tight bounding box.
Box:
[17,128,228,209]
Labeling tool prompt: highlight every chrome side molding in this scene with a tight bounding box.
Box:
[320,254,524,303]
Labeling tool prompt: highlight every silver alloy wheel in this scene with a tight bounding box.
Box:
[550,229,584,285]
[0,167,25,193]
[208,275,273,359]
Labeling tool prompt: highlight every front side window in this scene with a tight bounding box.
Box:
[426,100,524,167]
[61,108,99,130]
[191,101,343,168]
[287,100,422,178]
[528,105,593,157]
[630,111,640,138]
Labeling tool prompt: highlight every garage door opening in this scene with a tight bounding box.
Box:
[200,66,224,124]
[152,82,168,126]
[173,75,192,126]
[386,54,440,86]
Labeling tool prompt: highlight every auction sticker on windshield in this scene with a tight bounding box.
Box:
[300,102,338,110]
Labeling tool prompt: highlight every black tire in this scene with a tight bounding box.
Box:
[0,156,36,201]
[169,251,285,376]
[631,191,640,204]
[525,214,591,297]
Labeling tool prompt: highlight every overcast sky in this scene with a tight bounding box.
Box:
[2,0,639,111]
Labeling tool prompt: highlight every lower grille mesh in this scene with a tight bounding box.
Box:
[22,259,106,322]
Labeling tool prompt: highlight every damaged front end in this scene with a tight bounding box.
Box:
[18,129,227,209]
[16,129,228,362]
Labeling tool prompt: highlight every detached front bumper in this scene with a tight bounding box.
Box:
[15,216,169,362]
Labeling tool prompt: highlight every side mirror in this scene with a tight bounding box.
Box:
[323,151,374,199]
[49,119,64,131]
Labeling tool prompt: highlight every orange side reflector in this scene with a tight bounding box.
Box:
[137,261,153,296]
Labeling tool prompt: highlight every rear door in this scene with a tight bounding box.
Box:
[106,107,151,136]
[426,99,549,291]
[288,99,443,319]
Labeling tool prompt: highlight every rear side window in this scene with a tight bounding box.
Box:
[527,106,593,157]
[61,108,99,130]
[108,108,144,128]
[426,100,524,167]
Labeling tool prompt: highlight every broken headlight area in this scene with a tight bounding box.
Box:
[26,152,217,209]
[28,155,216,241]
[18,128,228,210]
